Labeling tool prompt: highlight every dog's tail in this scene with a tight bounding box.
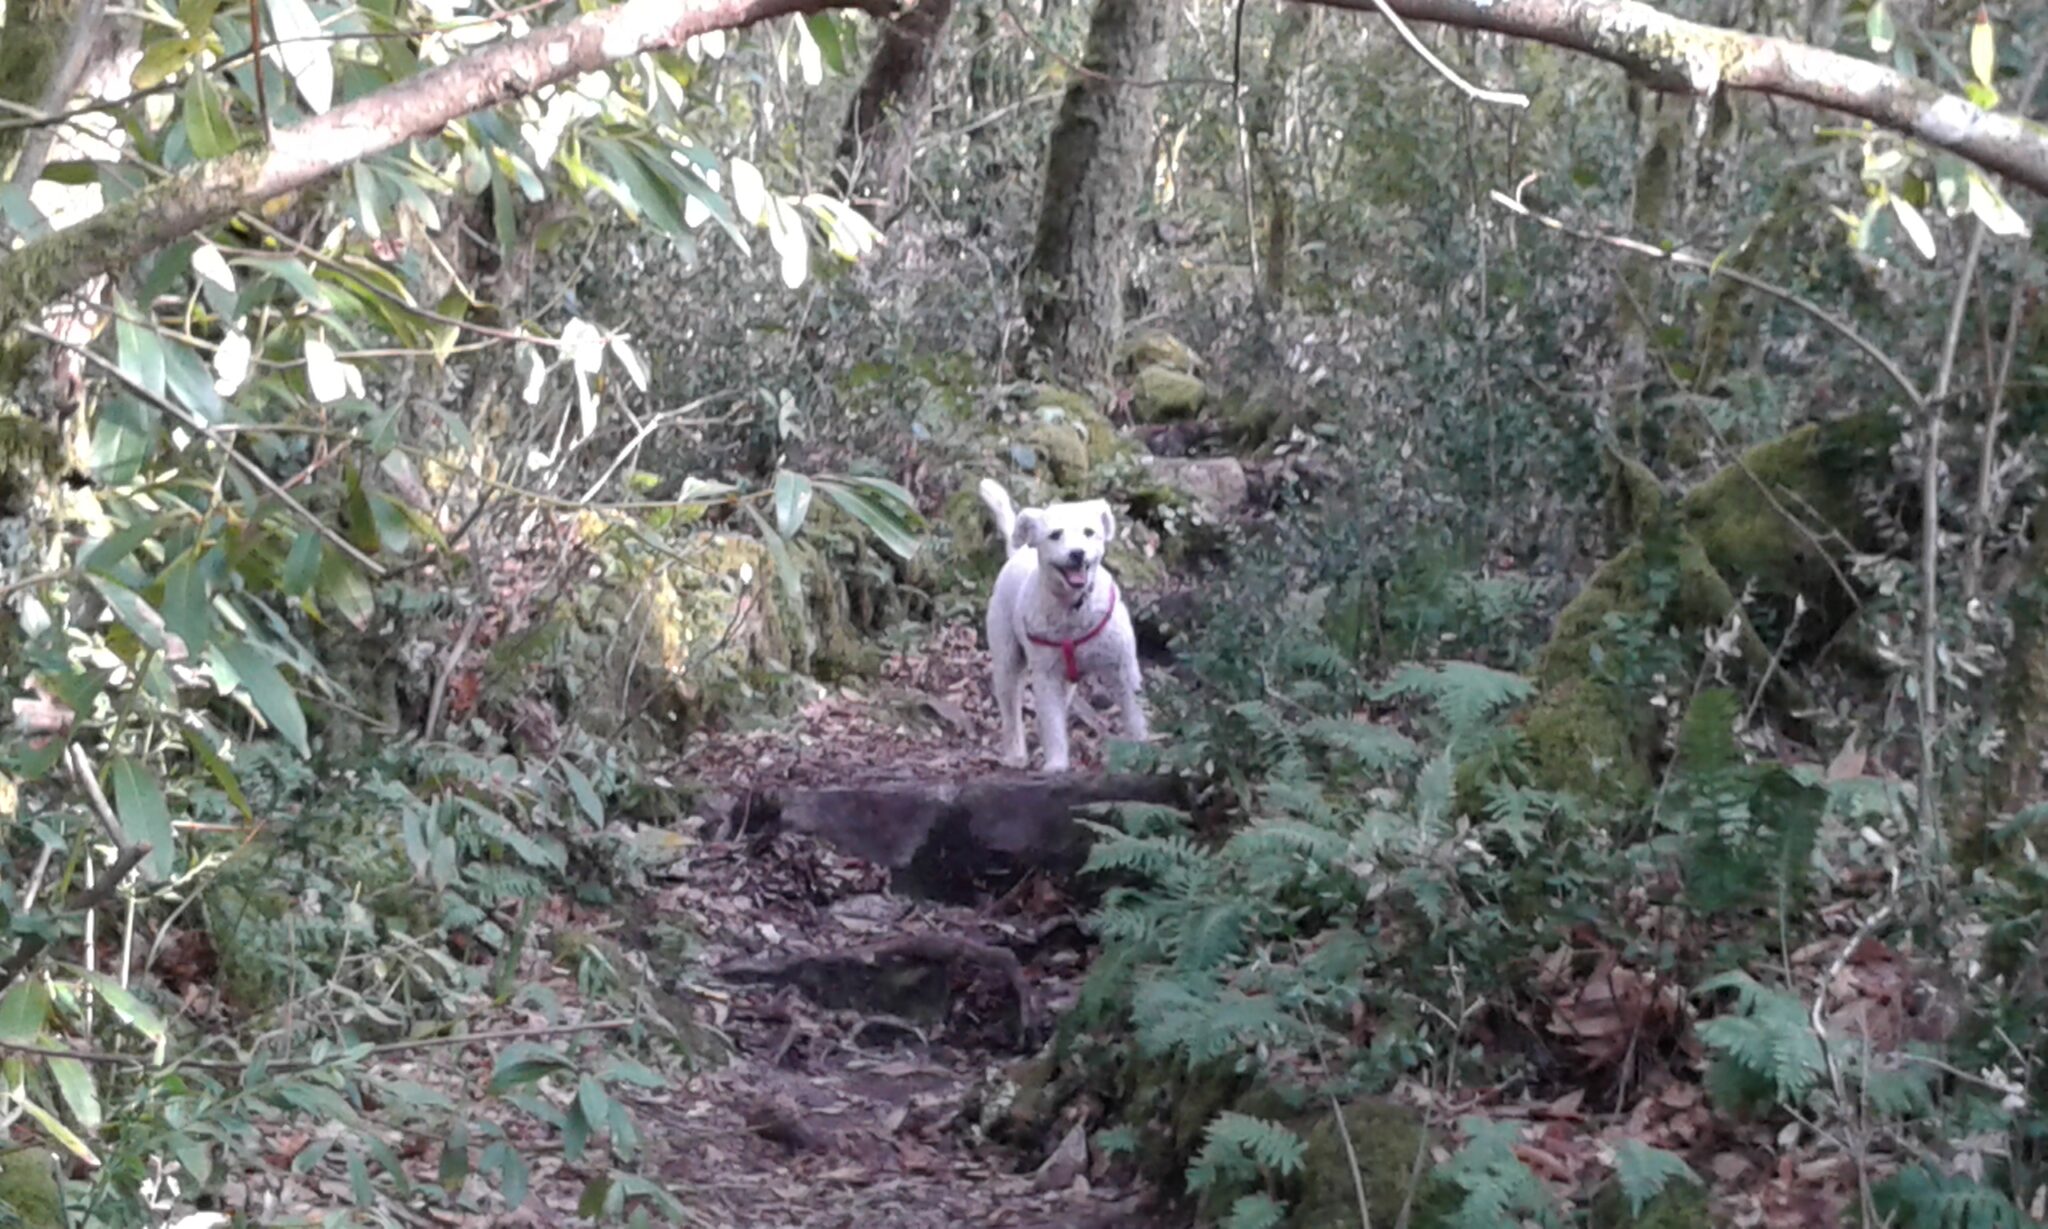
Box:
[977,478,1021,558]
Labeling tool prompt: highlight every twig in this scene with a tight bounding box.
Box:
[1328,1094,1376,1229]
[250,0,275,143]
[0,843,153,996]
[1231,0,1261,290]
[423,606,486,741]
[66,745,127,847]
[1490,184,1923,405]
[1918,223,1984,855]
[21,325,390,579]
[1355,0,1528,107]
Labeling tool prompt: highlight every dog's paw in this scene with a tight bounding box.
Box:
[1042,758,1071,774]
[999,749,1030,770]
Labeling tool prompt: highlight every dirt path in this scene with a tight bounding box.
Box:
[628,624,1180,1229]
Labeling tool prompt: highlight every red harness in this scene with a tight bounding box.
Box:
[1028,583,1119,683]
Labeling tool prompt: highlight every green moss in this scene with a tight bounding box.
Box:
[1032,385,1132,467]
[1115,328,1199,374]
[1132,365,1207,422]
[1026,420,1094,489]
[0,1147,63,1229]
[1288,1100,1448,1229]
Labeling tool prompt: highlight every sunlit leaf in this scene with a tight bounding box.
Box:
[1866,0,1895,53]
[1889,196,1935,259]
[766,195,809,289]
[804,13,847,74]
[49,1055,101,1132]
[1968,169,2029,236]
[183,71,241,159]
[773,470,814,538]
[730,157,767,226]
[266,0,334,113]
[1970,11,1995,90]
[115,295,166,398]
[20,1098,99,1167]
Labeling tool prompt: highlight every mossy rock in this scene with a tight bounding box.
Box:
[1025,420,1094,489]
[1132,365,1207,423]
[1115,328,1201,375]
[1287,1099,1452,1229]
[1031,385,1134,468]
[1587,1178,1713,1229]
[0,1148,62,1229]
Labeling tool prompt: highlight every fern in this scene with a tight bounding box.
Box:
[1693,972,1824,1104]
[1176,900,1254,972]
[1612,1140,1700,1215]
[1222,1193,1287,1229]
[1437,1117,1560,1229]
[1132,977,1301,1064]
[1080,827,1210,881]
[1186,1112,1307,1193]
[1876,1164,2032,1229]
[1223,818,1352,867]
[1301,716,1421,777]
[1377,661,1533,737]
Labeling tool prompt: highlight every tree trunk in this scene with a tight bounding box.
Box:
[1021,0,1170,382]
[1248,6,1311,309]
[1611,94,1683,456]
[835,0,960,220]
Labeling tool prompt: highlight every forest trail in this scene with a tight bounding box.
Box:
[622,623,1184,1229]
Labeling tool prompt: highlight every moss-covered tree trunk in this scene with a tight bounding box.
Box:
[835,0,960,220]
[1021,0,1169,382]
[1612,93,1683,456]
[1510,414,1903,801]
[1247,5,1310,309]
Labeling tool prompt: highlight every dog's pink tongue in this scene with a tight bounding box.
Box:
[1065,570,1087,589]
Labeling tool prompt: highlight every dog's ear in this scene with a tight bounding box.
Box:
[1013,509,1046,551]
[1093,501,1117,542]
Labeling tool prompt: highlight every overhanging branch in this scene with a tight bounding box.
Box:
[1305,0,2048,203]
[0,0,898,333]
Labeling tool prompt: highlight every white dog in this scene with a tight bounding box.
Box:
[977,478,1148,772]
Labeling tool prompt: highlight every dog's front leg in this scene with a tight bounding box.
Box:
[993,650,1029,768]
[1116,659,1150,742]
[1031,673,1072,773]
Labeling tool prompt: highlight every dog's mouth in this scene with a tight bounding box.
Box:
[1054,562,1091,591]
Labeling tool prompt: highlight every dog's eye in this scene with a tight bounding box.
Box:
[1084,528,1096,538]
[1048,530,1064,541]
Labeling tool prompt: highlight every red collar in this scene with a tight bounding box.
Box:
[1028,582,1118,683]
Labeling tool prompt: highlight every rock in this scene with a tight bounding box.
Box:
[1029,386,1131,468]
[1145,457,1249,517]
[1115,329,1201,376]
[1035,1122,1091,1191]
[733,774,1186,903]
[1024,420,1092,488]
[1131,365,1207,423]
[0,1148,61,1229]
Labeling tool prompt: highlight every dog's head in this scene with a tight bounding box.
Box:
[1013,498,1116,598]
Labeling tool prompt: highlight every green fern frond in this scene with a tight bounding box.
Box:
[1694,973,1823,1104]
[1176,901,1253,972]
[1439,1116,1561,1229]
[1378,661,1533,735]
[1300,716,1421,775]
[1081,830,1211,882]
[1222,1193,1287,1229]
[1189,1113,1306,1187]
[1876,1164,2030,1229]
[1133,978,1297,1064]
[1224,818,1352,866]
[1613,1140,1701,1216]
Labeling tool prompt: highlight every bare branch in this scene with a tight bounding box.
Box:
[1305,0,2048,201]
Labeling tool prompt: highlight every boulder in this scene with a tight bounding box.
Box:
[1115,329,1201,376]
[1145,456,1249,518]
[1131,366,1207,423]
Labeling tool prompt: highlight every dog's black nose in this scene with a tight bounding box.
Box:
[1067,548,1086,566]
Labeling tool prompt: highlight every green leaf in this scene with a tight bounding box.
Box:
[817,481,918,562]
[82,517,164,577]
[560,761,604,824]
[180,722,251,821]
[1889,195,1935,260]
[577,1075,609,1137]
[109,756,176,879]
[438,1122,471,1193]
[773,470,814,538]
[210,639,311,756]
[317,553,376,628]
[804,13,847,74]
[593,139,688,238]
[91,576,171,653]
[282,531,323,596]
[131,36,201,90]
[159,555,213,654]
[20,1098,100,1167]
[91,395,155,483]
[1967,169,2029,237]
[0,982,51,1044]
[482,1140,529,1209]
[114,294,166,398]
[1613,1140,1700,1215]
[577,1175,610,1219]
[1866,0,1895,53]
[183,70,240,159]
[49,1055,102,1132]
[488,1042,575,1094]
